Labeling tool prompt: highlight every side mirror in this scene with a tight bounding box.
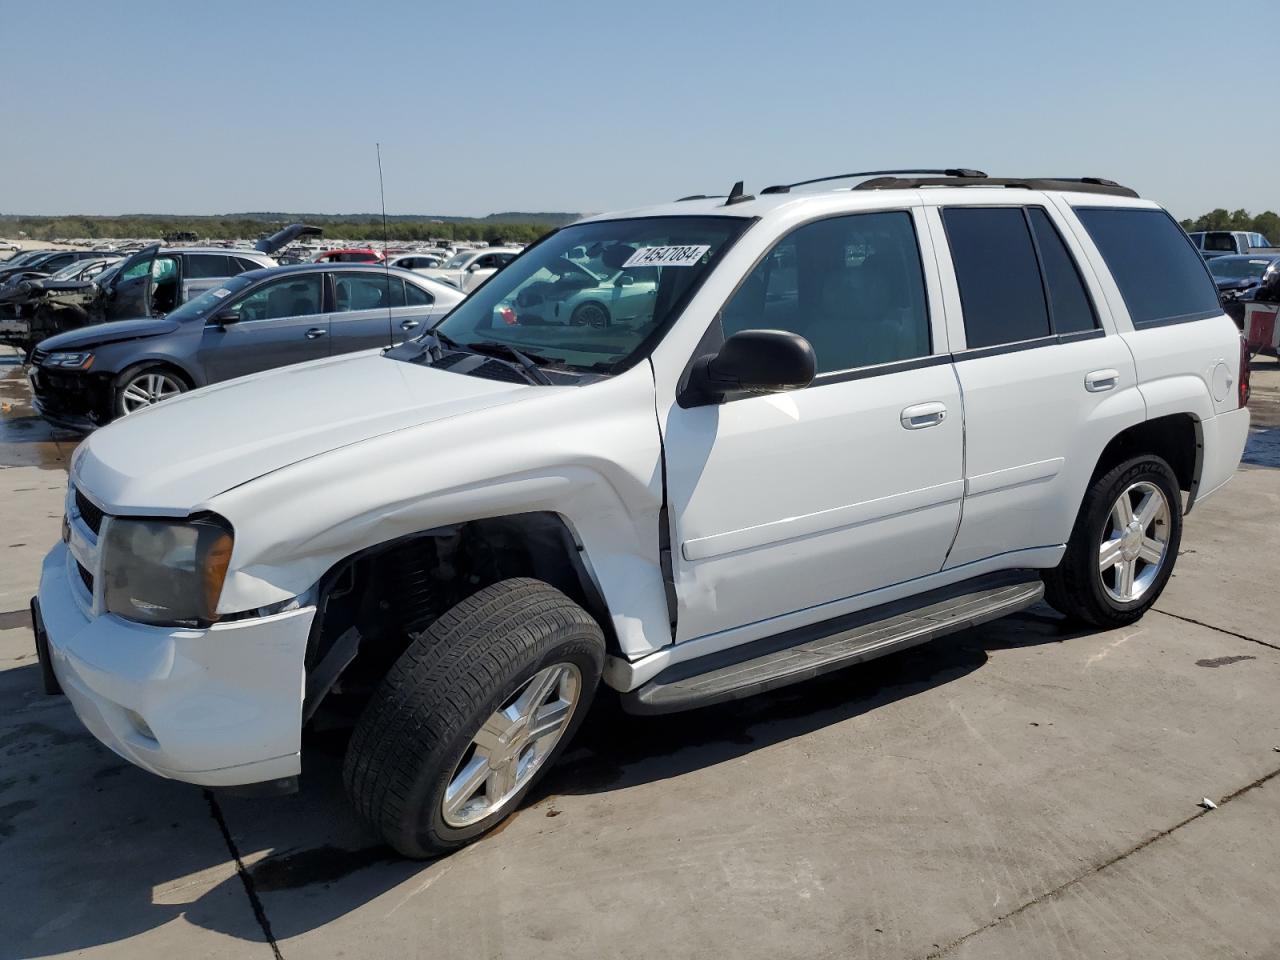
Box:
[212,307,240,325]
[467,263,481,272]
[615,273,635,286]
[681,329,816,407]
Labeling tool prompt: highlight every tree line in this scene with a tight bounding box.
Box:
[0,215,559,245]
[1179,208,1280,239]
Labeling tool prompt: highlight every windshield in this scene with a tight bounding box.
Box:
[166,274,255,323]
[425,216,750,374]
[444,252,474,269]
[1209,258,1272,281]
[49,259,99,280]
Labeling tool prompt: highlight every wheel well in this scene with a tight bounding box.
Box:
[117,359,194,389]
[302,512,615,728]
[1093,414,1200,493]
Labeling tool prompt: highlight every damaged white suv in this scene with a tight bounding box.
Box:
[32,170,1250,857]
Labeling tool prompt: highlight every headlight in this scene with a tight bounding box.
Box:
[102,515,234,626]
[44,351,94,370]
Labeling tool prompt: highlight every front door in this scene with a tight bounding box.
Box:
[661,209,965,641]
[104,244,159,321]
[198,273,329,381]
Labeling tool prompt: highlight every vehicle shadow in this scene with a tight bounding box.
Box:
[4,605,1085,956]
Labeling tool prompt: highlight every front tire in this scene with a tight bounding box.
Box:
[113,364,188,418]
[343,578,605,858]
[1043,455,1182,628]
[569,301,610,328]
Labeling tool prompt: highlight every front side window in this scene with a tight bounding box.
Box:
[942,207,1050,348]
[721,211,930,374]
[1076,208,1221,326]
[423,216,749,373]
[235,275,324,322]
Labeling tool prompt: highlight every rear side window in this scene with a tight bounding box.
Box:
[1027,208,1097,335]
[721,210,931,374]
[184,253,231,279]
[942,208,1050,348]
[405,282,433,306]
[1076,208,1221,326]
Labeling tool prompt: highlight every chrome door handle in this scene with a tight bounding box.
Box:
[1085,369,1118,392]
[400,319,420,330]
[901,402,947,429]
[305,327,327,339]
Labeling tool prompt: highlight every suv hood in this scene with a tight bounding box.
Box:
[74,351,540,513]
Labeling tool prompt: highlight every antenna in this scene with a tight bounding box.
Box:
[376,142,396,339]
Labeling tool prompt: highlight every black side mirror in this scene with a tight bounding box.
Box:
[681,329,816,407]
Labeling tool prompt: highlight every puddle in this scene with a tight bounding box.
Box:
[0,357,81,472]
[1243,427,1280,468]
[1195,655,1255,668]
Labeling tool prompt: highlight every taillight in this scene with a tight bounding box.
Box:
[1239,335,1251,408]
[498,305,518,326]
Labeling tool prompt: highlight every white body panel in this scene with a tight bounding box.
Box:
[35,184,1251,785]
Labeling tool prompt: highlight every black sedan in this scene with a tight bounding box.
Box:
[29,263,464,431]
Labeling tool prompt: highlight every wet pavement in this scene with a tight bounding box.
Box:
[1,348,1278,960]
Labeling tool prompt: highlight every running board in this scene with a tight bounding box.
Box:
[622,571,1044,715]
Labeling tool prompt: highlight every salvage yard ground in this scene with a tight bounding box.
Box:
[1,344,1278,960]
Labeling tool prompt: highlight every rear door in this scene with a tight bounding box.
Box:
[198,273,329,381]
[927,201,1141,568]
[328,271,396,353]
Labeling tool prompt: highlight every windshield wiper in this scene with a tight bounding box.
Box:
[463,340,555,385]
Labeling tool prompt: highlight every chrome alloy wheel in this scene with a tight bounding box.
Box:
[120,371,184,414]
[441,662,582,828]
[1098,480,1171,603]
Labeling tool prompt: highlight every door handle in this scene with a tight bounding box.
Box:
[400,319,420,331]
[901,401,947,429]
[1085,369,1118,392]
[305,327,327,339]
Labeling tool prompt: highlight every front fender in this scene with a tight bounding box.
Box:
[207,363,673,660]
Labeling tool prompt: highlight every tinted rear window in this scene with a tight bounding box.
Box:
[1027,208,1097,334]
[942,207,1050,348]
[1076,208,1221,326]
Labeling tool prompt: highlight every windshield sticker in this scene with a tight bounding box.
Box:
[210,288,231,298]
[623,244,710,268]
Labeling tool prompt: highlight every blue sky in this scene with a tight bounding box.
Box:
[1,0,1269,220]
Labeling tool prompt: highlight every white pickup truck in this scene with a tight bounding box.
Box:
[32,170,1250,857]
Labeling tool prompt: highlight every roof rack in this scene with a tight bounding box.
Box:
[760,168,986,194]
[854,175,1139,198]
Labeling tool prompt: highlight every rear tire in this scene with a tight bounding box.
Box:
[343,578,604,858]
[1043,455,1182,628]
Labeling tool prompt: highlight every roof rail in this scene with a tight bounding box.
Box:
[760,168,987,194]
[854,175,1139,198]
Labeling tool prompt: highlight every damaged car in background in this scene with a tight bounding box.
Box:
[0,224,321,354]
[0,256,121,355]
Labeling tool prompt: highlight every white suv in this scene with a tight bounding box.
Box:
[31,170,1250,857]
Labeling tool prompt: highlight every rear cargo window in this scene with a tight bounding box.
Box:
[1076,208,1221,327]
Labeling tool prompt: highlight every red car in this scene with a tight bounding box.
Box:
[312,248,385,264]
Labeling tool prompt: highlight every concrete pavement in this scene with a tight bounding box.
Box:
[2,346,1277,960]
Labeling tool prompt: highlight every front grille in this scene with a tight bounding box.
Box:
[30,347,49,366]
[75,488,104,535]
[76,561,94,595]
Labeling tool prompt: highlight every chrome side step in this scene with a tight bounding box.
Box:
[623,571,1044,715]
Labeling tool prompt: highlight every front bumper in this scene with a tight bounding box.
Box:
[36,541,315,787]
[29,366,107,432]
